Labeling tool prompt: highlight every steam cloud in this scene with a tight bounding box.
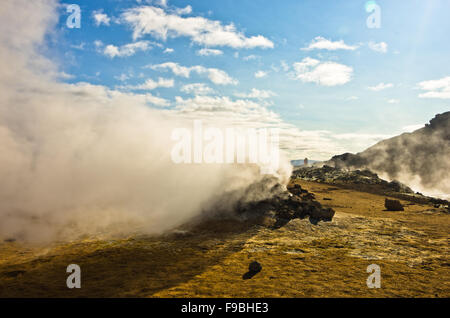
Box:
[0,0,291,242]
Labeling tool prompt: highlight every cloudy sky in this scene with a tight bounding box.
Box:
[48,0,449,159]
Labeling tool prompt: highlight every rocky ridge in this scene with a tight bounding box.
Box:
[292,165,450,212]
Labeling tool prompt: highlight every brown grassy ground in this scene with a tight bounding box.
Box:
[0,180,448,297]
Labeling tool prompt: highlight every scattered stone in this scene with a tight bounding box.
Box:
[323,198,332,201]
[249,261,262,273]
[385,198,404,211]
[243,261,262,280]
[4,238,16,243]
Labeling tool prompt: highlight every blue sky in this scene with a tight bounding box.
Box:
[49,0,450,159]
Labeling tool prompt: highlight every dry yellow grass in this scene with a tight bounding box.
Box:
[0,180,448,297]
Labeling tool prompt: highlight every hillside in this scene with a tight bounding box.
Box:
[0,179,448,297]
[327,112,450,198]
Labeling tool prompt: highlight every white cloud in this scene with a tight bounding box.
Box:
[270,64,280,72]
[368,41,388,53]
[94,40,103,48]
[347,96,359,100]
[292,57,353,86]
[147,62,192,77]
[136,0,169,7]
[70,42,85,50]
[332,133,393,151]
[207,68,237,85]
[333,132,392,141]
[180,83,215,95]
[387,99,399,104]
[302,36,359,51]
[402,124,424,132]
[93,10,111,26]
[68,82,171,107]
[163,47,174,53]
[255,70,268,78]
[174,95,280,124]
[118,77,174,90]
[243,55,260,61]
[115,73,131,81]
[171,94,360,160]
[146,62,238,85]
[196,48,223,56]
[158,0,168,7]
[235,88,277,100]
[58,72,74,80]
[417,76,450,99]
[367,82,393,91]
[103,41,152,58]
[122,6,274,49]
[174,5,192,15]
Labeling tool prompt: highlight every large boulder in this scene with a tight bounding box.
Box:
[385,198,404,211]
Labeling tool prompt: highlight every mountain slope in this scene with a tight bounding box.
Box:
[328,111,450,197]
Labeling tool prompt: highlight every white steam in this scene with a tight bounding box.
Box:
[0,0,291,242]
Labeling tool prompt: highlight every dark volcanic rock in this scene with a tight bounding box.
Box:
[388,180,414,194]
[236,183,335,228]
[293,165,414,194]
[243,261,262,280]
[249,261,262,273]
[385,198,404,211]
[289,184,307,196]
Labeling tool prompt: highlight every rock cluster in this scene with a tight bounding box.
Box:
[292,165,414,194]
[236,183,335,228]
